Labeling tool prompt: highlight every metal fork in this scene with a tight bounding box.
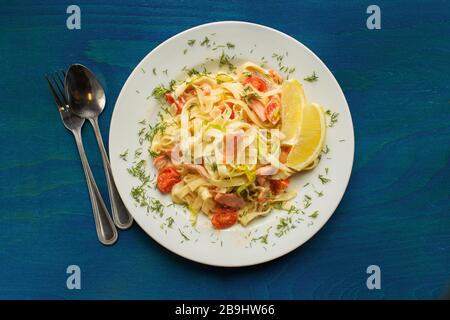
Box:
[46,71,118,245]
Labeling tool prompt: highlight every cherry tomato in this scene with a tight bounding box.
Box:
[265,96,281,124]
[211,207,238,229]
[270,179,289,194]
[244,76,268,92]
[157,166,181,193]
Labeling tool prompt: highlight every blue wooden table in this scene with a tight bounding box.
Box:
[1,0,449,299]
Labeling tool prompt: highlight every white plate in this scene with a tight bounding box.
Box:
[109,21,354,267]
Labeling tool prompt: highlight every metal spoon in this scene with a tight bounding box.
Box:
[65,64,133,230]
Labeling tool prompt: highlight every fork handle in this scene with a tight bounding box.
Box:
[90,117,133,230]
[73,129,118,245]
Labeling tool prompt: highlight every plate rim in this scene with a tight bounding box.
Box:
[109,21,355,267]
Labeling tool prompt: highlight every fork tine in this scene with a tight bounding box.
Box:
[51,72,67,105]
[55,70,67,97]
[45,75,64,109]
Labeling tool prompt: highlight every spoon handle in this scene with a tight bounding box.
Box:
[90,117,134,230]
[72,129,118,245]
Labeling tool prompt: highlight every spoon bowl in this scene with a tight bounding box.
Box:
[65,64,106,119]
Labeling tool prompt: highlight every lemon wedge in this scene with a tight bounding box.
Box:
[286,103,326,171]
[281,79,306,145]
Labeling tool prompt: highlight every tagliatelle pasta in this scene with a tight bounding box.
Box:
[148,62,321,229]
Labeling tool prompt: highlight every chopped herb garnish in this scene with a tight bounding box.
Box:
[163,69,168,76]
[178,228,190,241]
[287,205,301,215]
[325,167,329,175]
[314,190,324,197]
[119,149,129,161]
[152,84,171,99]
[140,68,146,74]
[183,49,187,55]
[186,68,200,77]
[200,36,210,47]
[275,216,296,237]
[127,159,147,182]
[134,148,143,159]
[309,211,319,218]
[322,145,330,154]
[226,42,235,49]
[166,217,175,228]
[252,234,269,245]
[260,56,268,68]
[325,110,339,127]
[152,67,157,76]
[318,174,331,184]
[219,51,236,71]
[187,39,196,46]
[304,72,318,82]
[149,198,165,217]
[303,195,312,209]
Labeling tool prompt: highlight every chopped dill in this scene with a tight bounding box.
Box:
[152,84,171,99]
[187,39,196,46]
[275,217,296,237]
[152,67,157,76]
[166,217,175,228]
[303,195,312,209]
[226,42,235,49]
[260,56,268,68]
[200,36,210,47]
[183,49,187,55]
[304,72,318,82]
[148,198,165,217]
[314,190,324,197]
[309,211,319,218]
[252,233,269,245]
[219,51,236,71]
[119,149,128,161]
[287,205,301,215]
[326,110,339,127]
[134,148,143,159]
[318,174,331,184]
[178,228,190,241]
[163,69,168,76]
[127,159,147,182]
[186,68,200,77]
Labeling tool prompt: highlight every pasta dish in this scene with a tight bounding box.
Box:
[149,61,326,229]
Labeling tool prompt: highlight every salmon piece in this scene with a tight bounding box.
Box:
[153,155,169,171]
[214,193,246,209]
[250,100,267,122]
